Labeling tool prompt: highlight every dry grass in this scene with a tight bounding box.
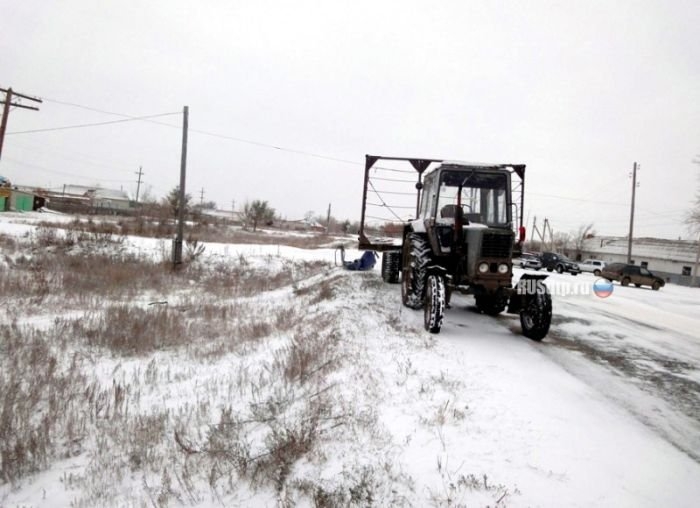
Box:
[0,221,411,506]
[35,216,346,249]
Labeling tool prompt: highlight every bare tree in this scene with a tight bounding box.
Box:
[573,223,596,260]
[685,156,700,285]
[243,200,275,232]
[552,232,571,253]
[163,186,192,218]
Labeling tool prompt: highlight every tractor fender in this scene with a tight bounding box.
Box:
[507,273,549,314]
[426,264,448,277]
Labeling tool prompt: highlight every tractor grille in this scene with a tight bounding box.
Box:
[481,232,512,258]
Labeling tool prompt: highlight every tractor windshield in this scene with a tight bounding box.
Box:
[436,170,510,226]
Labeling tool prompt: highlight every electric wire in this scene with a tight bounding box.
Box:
[6,112,181,135]
[367,180,403,221]
[366,202,414,209]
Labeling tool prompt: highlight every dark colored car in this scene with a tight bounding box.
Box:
[601,263,665,290]
[539,252,581,275]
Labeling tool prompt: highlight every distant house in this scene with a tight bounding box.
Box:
[45,184,132,214]
[0,176,10,211]
[579,236,699,286]
[10,188,46,212]
[0,180,46,212]
[88,188,131,212]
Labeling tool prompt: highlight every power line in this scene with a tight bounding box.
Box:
[6,112,180,135]
[367,180,402,221]
[3,156,134,183]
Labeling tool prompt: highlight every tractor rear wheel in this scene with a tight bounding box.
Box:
[424,274,445,333]
[401,233,430,309]
[520,290,552,341]
[381,251,401,283]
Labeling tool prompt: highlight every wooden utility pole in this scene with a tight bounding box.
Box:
[199,187,204,206]
[134,166,144,203]
[0,87,42,161]
[692,157,700,287]
[326,202,331,233]
[544,218,554,251]
[173,105,189,267]
[627,162,638,263]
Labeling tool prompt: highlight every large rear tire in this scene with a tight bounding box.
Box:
[401,233,430,309]
[424,274,445,333]
[520,290,552,341]
[381,251,401,283]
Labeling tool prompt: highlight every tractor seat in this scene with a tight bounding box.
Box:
[440,205,459,218]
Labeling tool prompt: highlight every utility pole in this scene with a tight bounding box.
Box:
[627,162,639,263]
[326,202,331,233]
[199,187,205,206]
[0,87,42,161]
[544,218,554,251]
[692,156,700,287]
[134,166,144,203]
[173,106,189,267]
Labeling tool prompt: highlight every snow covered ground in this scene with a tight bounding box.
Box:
[0,213,699,507]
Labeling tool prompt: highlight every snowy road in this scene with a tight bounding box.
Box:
[369,266,700,505]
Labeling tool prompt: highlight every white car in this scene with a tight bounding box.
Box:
[578,259,606,276]
[515,253,543,270]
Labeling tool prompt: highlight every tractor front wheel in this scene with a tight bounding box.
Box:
[424,274,445,333]
[520,290,552,341]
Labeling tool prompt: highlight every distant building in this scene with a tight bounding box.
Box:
[0,180,46,212]
[10,188,46,212]
[580,236,699,286]
[44,184,132,214]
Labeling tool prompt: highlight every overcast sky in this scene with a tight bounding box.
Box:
[2,0,699,239]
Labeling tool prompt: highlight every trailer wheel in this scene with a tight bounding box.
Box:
[401,233,430,309]
[424,274,445,333]
[381,251,401,283]
[520,290,552,341]
[475,291,508,316]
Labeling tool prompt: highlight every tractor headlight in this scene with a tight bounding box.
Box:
[498,263,509,274]
[478,262,489,273]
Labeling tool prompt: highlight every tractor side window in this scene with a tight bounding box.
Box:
[421,177,436,218]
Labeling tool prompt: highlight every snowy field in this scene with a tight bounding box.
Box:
[1,212,699,507]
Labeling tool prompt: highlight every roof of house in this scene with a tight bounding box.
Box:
[582,236,698,264]
[56,185,130,201]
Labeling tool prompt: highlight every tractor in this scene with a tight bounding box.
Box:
[358,155,552,341]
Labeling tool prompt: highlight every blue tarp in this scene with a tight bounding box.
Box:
[344,251,377,271]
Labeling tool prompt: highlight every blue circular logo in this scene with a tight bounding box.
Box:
[593,278,614,298]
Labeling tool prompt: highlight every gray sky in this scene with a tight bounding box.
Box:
[2,0,699,239]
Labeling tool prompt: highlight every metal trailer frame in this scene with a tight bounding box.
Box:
[358,154,526,251]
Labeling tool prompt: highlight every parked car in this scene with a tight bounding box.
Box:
[601,263,665,290]
[579,259,606,276]
[540,252,581,275]
[515,252,543,270]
